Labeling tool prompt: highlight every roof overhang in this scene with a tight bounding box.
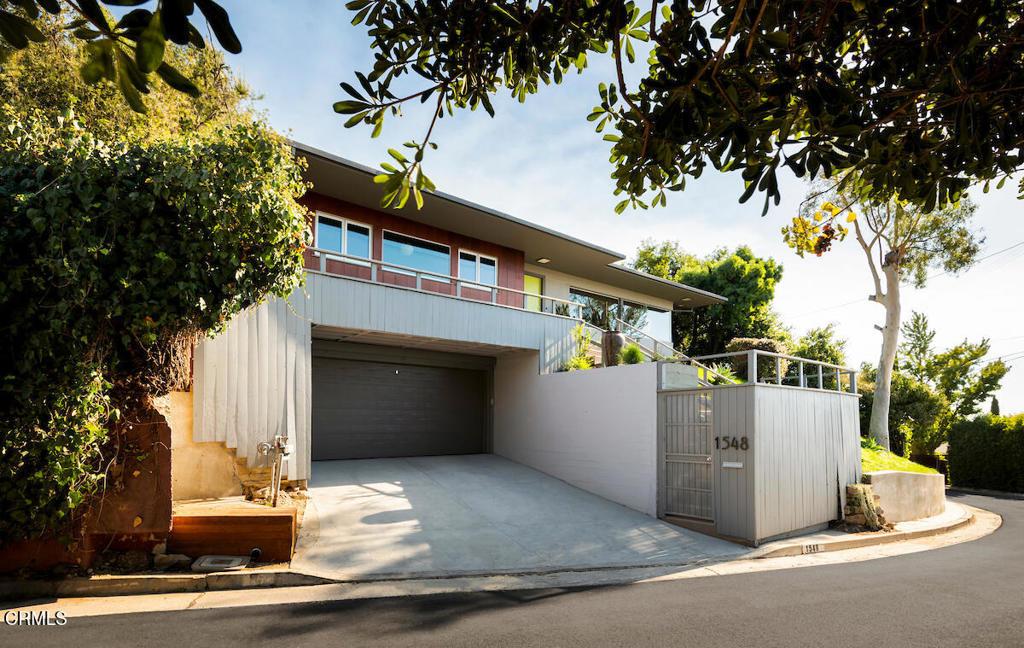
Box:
[293,142,725,309]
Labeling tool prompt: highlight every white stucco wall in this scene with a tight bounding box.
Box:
[493,353,659,516]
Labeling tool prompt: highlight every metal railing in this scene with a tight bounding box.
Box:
[690,349,858,394]
[613,318,738,387]
[306,247,585,319]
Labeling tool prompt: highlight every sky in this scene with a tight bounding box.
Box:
[215,1,1023,412]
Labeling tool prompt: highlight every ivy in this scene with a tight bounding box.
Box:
[0,108,310,542]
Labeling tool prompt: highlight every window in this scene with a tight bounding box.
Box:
[569,288,648,330]
[382,230,450,279]
[315,213,371,260]
[458,251,498,286]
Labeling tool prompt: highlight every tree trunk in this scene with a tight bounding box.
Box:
[868,264,902,451]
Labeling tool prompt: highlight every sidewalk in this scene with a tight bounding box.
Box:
[0,501,994,609]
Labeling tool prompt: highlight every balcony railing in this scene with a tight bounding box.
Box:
[613,317,738,386]
[690,350,858,394]
[305,247,585,319]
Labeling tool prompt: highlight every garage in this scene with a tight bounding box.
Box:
[311,340,493,461]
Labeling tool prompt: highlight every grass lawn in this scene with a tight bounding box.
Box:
[861,446,938,474]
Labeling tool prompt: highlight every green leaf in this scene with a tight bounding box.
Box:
[0,10,45,48]
[117,55,148,113]
[136,11,166,73]
[195,0,241,53]
[117,49,150,94]
[332,100,370,114]
[156,61,201,97]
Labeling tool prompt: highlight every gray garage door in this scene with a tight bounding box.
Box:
[311,352,489,460]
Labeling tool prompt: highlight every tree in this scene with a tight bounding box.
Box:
[7,3,1024,213]
[792,324,847,367]
[1,11,252,143]
[899,311,1009,421]
[632,241,784,356]
[992,397,1001,416]
[0,1,240,114]
[782,176,983,450]
[858,365,948,458]
[0,22,307,540]
[0,109,310,543]
[898,311,936,383]
[327,1,1024,213]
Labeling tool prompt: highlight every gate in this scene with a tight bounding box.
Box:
[660,389,714,520]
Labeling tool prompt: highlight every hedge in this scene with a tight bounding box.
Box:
[948,415,1024,493]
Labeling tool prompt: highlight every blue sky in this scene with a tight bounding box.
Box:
[217,1,1024,412]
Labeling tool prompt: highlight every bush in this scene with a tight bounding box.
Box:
[948,415,1024,493]
[0,110,310,542]
[620,343,646,365]
[561,323,595,371]
[724,337,789,382]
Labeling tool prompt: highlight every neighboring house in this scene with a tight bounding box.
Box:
[179,142,862,546]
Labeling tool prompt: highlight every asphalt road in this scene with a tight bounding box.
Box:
[3,492,1023,648]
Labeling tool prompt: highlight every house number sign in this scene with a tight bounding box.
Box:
[714,436,749,451]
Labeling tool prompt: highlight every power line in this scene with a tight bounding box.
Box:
[792,237,1024,318]
[926,239,1024,281]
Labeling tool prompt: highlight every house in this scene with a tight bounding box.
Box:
[177,142,862,547]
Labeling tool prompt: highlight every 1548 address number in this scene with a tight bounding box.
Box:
[714,436,749,451]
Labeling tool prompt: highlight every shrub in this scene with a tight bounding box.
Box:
[724,337,789,382]
[620,343,646,365]
[0,110,310,542]
[561,323,595,371]
[706,362,742,385]
[948,415,1024,493]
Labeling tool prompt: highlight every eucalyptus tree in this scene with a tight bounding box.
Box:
[782,179,982,450]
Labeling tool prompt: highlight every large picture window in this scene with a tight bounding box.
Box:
[315,213,371,260]
[569,288,648,331]
[458,251,498,286]
[382,230,451,279]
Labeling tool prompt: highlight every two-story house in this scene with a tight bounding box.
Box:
[181,142,861,547]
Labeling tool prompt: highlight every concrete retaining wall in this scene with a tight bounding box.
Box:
[863,470,946,522]
[493,353,659,516]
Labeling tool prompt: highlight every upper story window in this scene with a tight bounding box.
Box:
[458,251,498,286]
[382,230,450,279]
[316,213,371,260]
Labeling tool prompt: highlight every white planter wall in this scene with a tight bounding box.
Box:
[493,354,660,516]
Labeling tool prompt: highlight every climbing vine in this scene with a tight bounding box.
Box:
[0,108,311,543]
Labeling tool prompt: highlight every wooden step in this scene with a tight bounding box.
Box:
[168,499,296,563]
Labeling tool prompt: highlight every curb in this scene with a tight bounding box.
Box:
[748,507,976,559]
[0,569,332,602]
[0,505,981,602]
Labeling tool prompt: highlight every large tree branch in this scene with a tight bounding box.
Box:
[854,218,885,301]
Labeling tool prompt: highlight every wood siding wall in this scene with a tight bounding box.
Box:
[193,272,580,480]
[302,193,526,307]
[658,381,861,544]
[753,385,861,541]
[193,297,312,481]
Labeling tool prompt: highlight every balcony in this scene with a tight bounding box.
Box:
[304,247,584,318]
[299,247,582,372]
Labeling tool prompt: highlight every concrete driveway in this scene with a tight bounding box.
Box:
[292,454,747,579]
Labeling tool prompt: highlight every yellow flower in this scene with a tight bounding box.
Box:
[813,211,823,221]
[846,211,857,222]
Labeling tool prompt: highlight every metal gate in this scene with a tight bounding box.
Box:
[661,390,714,520]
